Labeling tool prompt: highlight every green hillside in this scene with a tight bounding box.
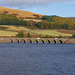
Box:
[0,7,75,37]
[35,15,75,30]
[0,15,75,30]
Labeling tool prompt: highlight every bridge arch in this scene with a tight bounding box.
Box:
[33,40,39,43]
[44,40,50,43]
[58,40,62,44]
[10,39,19,43]
[16,39,19,43]
[51,40,57,44]
[42,40,45,43]
[21,39,26,43]
[47,40,50,43]
[39,40,45,43]
[36,40,39,43]
[10,39,13,43]
[29,39,33,43]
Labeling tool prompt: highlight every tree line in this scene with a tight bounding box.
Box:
[0,15,75,30]
[0,14,32,27]
[35,15,75,30]
[16,32,32,38]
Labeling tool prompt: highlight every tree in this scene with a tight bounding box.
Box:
[25,21,32,27]
[42,15,58,22]
[35,21,50,29]
[16,32,25,38]
[27,33,32,38]
[0,14,33,27]
[61,24,68,29]
[44,35,50,38]
[72,34,75,38]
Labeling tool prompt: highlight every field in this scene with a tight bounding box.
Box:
[0,25,74,37]
[57,30,75,34]
[24,19,42,22]
[0,25,30,32]
[30,30,72,36]
[0,30,17,36]
[0,7,43,19]
[0,29,73,37]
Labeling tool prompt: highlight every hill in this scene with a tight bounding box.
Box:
[0,7,44,19]
[0,7,75,30]
[68,17,75,19]
[35,16,75,30]
[0,7,74,38]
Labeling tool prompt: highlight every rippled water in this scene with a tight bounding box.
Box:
[0,43,75,75]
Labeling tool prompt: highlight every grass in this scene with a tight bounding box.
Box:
[0,7,43,19]
[1,25,30,32]
[24,19,42,22]
[0,25,73,37]
[0,30,17,36]
[57,30,75,34]
[30,30,72,36]
[0,29,72,37]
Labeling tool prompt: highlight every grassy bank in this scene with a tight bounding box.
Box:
[30,30,72,36]
[0,25,30,32]
[0,25,73,37]
[0,30,17,36]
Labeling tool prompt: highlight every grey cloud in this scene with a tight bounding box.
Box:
[0,0,74,8]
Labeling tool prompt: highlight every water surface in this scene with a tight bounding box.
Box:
[0,43,75,75]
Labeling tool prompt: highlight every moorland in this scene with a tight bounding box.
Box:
[0,7,75,38]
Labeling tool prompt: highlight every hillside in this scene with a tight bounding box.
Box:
[68,17,75,19]
[0,7,44,19]
[35,16,75,30]
[0,25,73,37]
[0,7,74,38]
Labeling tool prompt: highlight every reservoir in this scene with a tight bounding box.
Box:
[0,43,75,75]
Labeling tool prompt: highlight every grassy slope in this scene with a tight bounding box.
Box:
[57,30,75,34]
[0,7,74,37]
[30,30,72,36]
[0,25,73,37]
[0,30,17,36]
[0,25,72,36]
[24,19,42,22]
[0,7,44,19]
[1,25,30,32]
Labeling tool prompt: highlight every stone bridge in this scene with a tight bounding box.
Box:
[0,38,75,44]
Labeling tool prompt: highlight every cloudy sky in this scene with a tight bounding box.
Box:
[0,0,75,17]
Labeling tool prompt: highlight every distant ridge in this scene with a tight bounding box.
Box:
[0,7,44,19]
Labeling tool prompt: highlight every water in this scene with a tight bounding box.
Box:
[0,43,75,75]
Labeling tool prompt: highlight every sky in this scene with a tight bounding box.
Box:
[0,0,75,17]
